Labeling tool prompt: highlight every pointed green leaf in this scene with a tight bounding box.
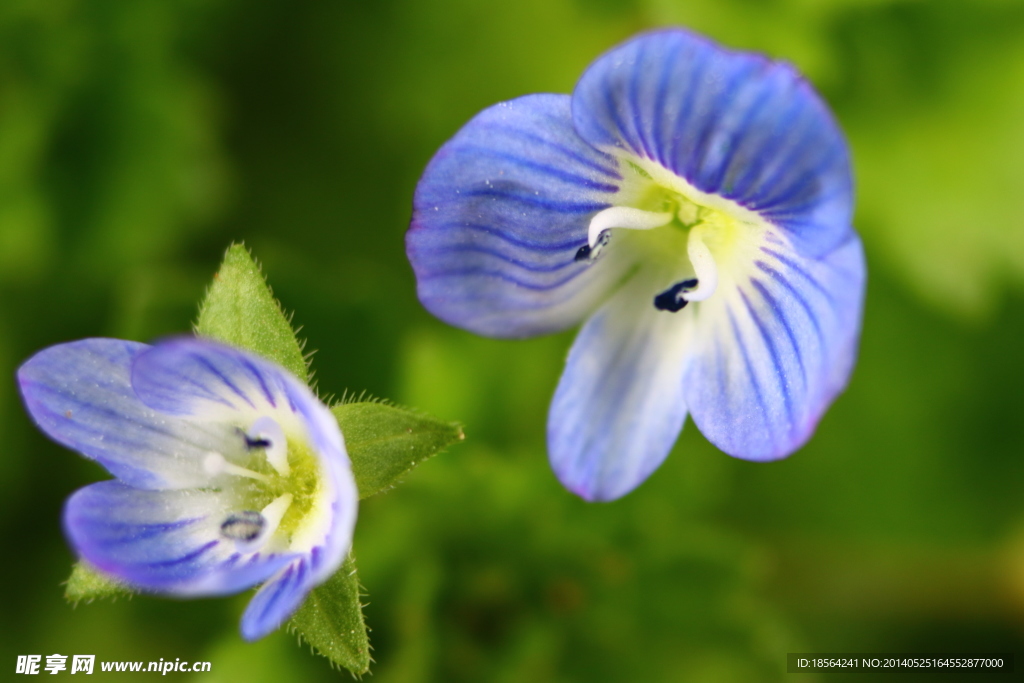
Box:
[195,243,308,382]
[289,554,370,675]
[333,401,464,499]
[65,561,132,603]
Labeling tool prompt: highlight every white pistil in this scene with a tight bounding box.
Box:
[247,416,290,476]
[203,452,272,484]
[677,201,700,226]
[587,206,673,249]
[683,227,718,302]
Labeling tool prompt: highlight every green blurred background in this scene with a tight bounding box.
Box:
[3,0,1024,680]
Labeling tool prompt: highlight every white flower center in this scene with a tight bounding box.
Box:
[203,416,327,553]
[579,155,769,312]
[583,204,720,311]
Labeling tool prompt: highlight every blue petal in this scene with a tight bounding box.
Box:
[571,29,852,258]
[408,93,635,338]
[547,271,691,501]
[17,339,238,489]
[131,338,345,461]
[130,338,292,418]
[64,481,296,595]
[684,234,865,460]
[240,558,314,641]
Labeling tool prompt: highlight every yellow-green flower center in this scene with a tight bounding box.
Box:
[583,155,768,311]
[208,422,327,550]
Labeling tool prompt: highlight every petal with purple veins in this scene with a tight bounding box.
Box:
[547,270,694,501]
[17,339,238,490]
[571,29,853,258]
[684,234,865,460]
[408,93,636,338]
[240,557,313,641]
[64,481,297,596]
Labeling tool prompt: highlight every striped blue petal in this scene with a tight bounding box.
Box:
[571,29,852,258]
[132,338,298,420]
[408,94,634,338]
[547,271,692,501]
[132,338,352,487]
[240,557,313,641]
[684,234,865,460]
[17,339,238,489]
[64,481,296,595]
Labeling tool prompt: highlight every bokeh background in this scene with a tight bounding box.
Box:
[3,0,1024,680]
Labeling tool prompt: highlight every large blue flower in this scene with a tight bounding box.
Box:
[407,29,865,501]
[17,337,358,640]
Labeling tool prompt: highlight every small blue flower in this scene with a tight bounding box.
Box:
[17,337,358,640]
[407,29,865,501]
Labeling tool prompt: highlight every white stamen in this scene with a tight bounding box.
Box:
[202,452,271,484]
[683,228,718,302]
[259,494,294,543]
[247,416,290,476]
[587,206,673,249]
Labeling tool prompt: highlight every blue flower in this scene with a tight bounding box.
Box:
[17,337,358,640]
[407,29,865,501]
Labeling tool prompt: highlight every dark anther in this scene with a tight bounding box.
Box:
[244,435,272,450]
[654,279,698,312]
[575,231,611,262]
[221,510,265,541]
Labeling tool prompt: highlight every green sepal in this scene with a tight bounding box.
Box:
[332,401,464,499]
[289,554,370,675]
[65,561,132,603]
[195,243,308,382]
